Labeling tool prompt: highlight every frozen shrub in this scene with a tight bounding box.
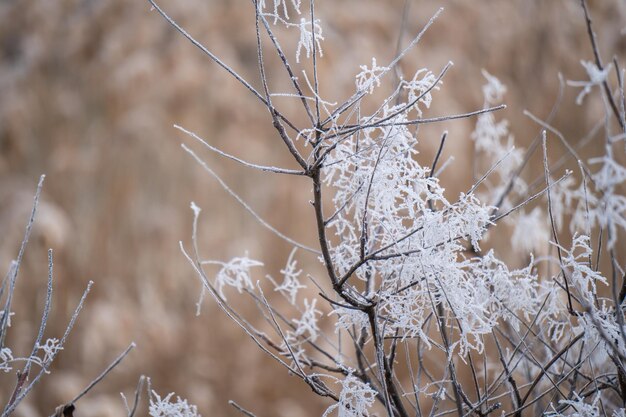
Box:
[148,0,626,415]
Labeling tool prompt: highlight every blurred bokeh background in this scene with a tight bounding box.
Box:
[1,0,625,415]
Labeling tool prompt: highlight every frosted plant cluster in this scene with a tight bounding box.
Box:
[355,58,389,95]
[2,0,623,414]
[322,374,378,417]
[0,347,13,373]
[147,0,626,415]
[149,390,200,417]
[272,248,306,305]
[257,0,324,63]
[207,256,263,300]
[319,81,543,356]
[3,0,623,415]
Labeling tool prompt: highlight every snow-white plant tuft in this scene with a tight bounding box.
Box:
[149,390,200,417]
[273,248,305,305]
[355,58,389,95]
[260,0,302,22]
[203,256,263,300]
[403,68,441,116]
[295,17,324,63]
[291,298,321,341]
[0,347,13,373]
[322,374,377,417]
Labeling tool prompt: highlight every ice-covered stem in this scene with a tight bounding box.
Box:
[613,57,626,131]
[492,333,522,416]
[9,249,55,412]
[1,176,45,416]
[0,175,45,349]
[427,131,448,211]
[311,166,337,283]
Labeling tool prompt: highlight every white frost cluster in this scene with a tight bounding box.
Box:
[576,301,626,366]
[403,68,441,116]
[273,248,306,305]
[380,250,540,355]
[0,337,69,374]
[38,338,63,363]
[0,346,13,373]
[321,82,543,354]
[510,207,550,254]
[258,0,323,63]
[276,298,321,366]
[295,18,324,63]
[331,307,369,333]
[32,338,63,370]
[258,0,302,22]
[355,58,389,94]
[538,234,624,371]
[552,393,600,417]
[323,374,377,417]
[291,298,321,341]
[209,256,263,299]
[567,60,612,105]
[149,390,200,417]
[556,234,607,300]
[547,394,626,417]
[481,69,506,103]
[588,151,626,247]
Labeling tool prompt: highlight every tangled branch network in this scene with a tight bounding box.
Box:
[147,0,626,415]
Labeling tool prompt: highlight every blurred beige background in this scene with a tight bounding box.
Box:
[1,0,624,416]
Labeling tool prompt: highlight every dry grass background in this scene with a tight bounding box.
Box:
[0,1,625,416]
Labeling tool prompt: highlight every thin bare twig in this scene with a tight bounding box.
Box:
[72,342,136,404]
[229,401,259,417]
[182,144,319,254]
[176,125,305,176]
[0,175,45,349]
